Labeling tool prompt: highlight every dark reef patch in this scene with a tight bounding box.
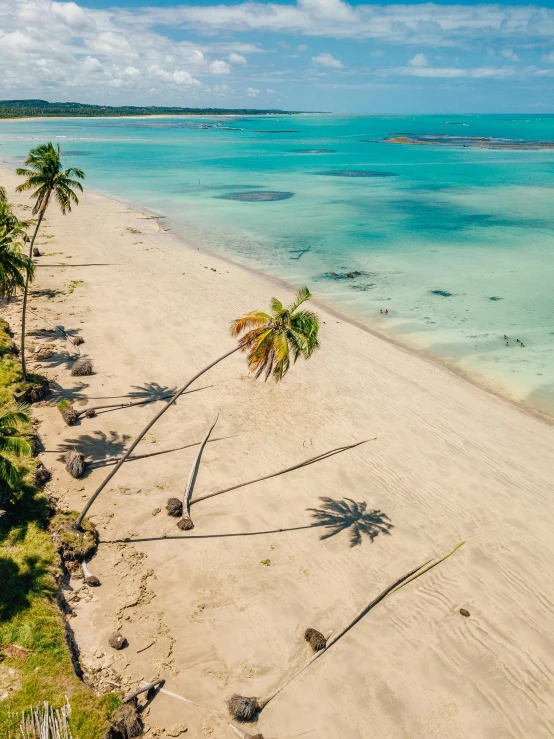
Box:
[317,170,398,178]
[319,270,372,281]
[430,289,454,297]
[385,133,554,149]
[489,296,503,301]
[217,191,295,202]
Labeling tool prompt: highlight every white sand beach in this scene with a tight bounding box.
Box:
[2,166,554,738]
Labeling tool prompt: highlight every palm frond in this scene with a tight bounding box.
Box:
[0,435,32,457]
[0,455,21,489]
[290,286,312,314]
[230,311,272,338]
[0,409,30,429]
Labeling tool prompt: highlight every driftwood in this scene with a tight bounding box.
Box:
[178,415,218,530]
[191,439,374,508]
[71,384,212,421]
[227,543,464,721]
[123,678,164,703]
[87,435,230,469]
[82,560,100,586]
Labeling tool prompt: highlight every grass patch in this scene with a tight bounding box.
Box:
[0,318,116,738]
[68,280,83,294]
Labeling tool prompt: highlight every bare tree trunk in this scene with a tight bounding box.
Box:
[21,210,45,380]
[255,542,465,713]
[180,415,218,529]
[73,346,240,529]
[123,678,164,703]
[191,439,374,507]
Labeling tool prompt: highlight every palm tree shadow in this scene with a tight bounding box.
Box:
[58,430,131,469]
[307,497,393,547]
[126,382,178,401]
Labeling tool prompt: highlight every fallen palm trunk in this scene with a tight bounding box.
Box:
[191,439,374,508]
[227,542,464,721]
[88,436,231,469]
[74,346,241,530]
[58,384,212,422]
[123,678,164,703]
[177,415,219,530]
[81,559,100,586]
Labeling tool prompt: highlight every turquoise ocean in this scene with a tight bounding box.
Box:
[1,114,553,415]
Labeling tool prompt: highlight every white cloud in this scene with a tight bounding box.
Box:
[312,52,343,68]
[246,87,260,96]
[210,59,231,74]
[127,1,554,46]
[409,53,427,67]
[83,56,103,72]
[266,88,277,93]
[501,48,519,61]
[228,52,247,64]
[0,0,552,103]
[395,65,516,79]
[371,49,383,57]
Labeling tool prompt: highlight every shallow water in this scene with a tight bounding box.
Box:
[1,114,553,415]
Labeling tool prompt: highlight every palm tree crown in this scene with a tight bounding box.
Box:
[0,406,32,490]
[15,142,85,215]
[231,286,320,381]
[0,227,34,300]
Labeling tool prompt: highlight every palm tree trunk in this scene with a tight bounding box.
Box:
[180,415,218,528]
[21,210,45,381]
[255,543,465,713]
[73,345,241,530]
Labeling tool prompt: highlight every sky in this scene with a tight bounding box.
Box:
[3,0,554,112]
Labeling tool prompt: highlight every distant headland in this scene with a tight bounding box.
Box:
[0,99,311,119]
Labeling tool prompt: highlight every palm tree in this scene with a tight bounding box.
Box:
[74,287,319,529]
[0,406,32,491]
[230,286,319,381]
[0,196,30,236]
[0,227,34,301]
[15,143,85,380]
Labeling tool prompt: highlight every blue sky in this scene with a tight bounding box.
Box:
[3,0,554,112]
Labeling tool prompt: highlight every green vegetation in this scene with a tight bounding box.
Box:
[69,279,83,294]
[15,142,85,379]
[0,98,300,119]
[0,318,116,738]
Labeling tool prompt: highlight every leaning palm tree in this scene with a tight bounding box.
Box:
[0,227,34,301]
[74,286,319,529]
[0,406,32,491]
[15,143,85,379]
